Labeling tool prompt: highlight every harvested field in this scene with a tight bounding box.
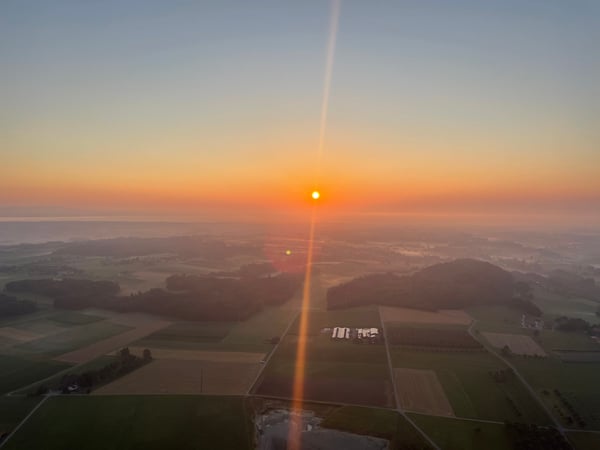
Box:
[483,332,547,356]
[55,317,170,364]
[380,307,472,325]
[94,359,260,395]
[0,327,40,342]
[120,347,265,363]
[394,368,454,416]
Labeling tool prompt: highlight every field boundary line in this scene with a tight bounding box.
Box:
[245,308,300,396]
[379,307,441,450]
[0,395,50,448]
[468,320,566,434]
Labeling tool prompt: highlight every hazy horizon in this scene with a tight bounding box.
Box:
[3,0,599,225]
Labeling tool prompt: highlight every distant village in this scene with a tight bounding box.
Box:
[322,327,380,343]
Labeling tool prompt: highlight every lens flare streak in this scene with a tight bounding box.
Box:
[288,1,341,449]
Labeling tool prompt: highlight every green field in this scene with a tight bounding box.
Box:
[389,347,550,424]
[468,305,530,334]
[0,355,70,394]
[531,286,599,322]
[322,405,434,449]
[48,311,104,326]
[0,396,41,435]
[1,395,253,450]
[512,357,600,429]
[135,296,301,353]
[13,355,118,395]
[409,414,512,450]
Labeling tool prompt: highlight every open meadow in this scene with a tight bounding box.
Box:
[1,395,253,450]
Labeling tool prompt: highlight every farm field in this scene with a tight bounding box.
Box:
[394,368,454,416]
[482,332,547,356]
[512,357,600,429]
[0,396,40,436]
[15,320,130,357]
[94,359,260,395]
[134,292,301,354]
[0,354,69,395]
[537,330,600,352]
[255,307,393,408]
[135,321,235,349]
[55,315,171,364]
[531,286,599,322]
[1,395,253,450]
[554,350,600,362]
[409,414,512,450]
[389,348,550,423]
[387,326,482,349]
[320,405,434,449]
[119,347,265,363]
[380,306,472,326]
[468,305,529,334]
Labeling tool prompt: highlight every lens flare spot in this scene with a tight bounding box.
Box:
[311,191,320,200]
[285,249,292,256]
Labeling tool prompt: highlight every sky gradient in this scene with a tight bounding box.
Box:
[2,0,599,224]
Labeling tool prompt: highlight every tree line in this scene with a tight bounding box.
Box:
[6,272,302,321]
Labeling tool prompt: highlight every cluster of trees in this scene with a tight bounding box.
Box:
[554,316,594,332]
[31,347,152,396]
[554,389,586,428]
[504,422,570,450]
[0,293,37,318]
[327,259,540,314]
[505,395,522,418]
[7,273,302,322]
[386,327,482,350]
[5,278,120,309]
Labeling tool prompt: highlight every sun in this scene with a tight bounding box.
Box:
[311,190,320,200]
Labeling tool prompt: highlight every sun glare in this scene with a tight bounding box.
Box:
[311,191,320,200]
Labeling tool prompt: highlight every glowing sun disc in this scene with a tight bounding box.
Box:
[311,191,320,200]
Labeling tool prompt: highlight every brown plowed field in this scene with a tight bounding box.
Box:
[121,347,265,363]
[255,374,395,408]
[93,359,260,395]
